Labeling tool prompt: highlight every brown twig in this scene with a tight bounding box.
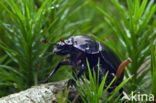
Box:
[116,58,132,80]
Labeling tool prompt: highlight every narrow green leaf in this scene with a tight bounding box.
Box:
[6,0,24,21]
[134,0,140,22]
[0,65,25,79]
[102,76,116,95]
[113,94,122,103]
[32,0,50,23]
[0,55,8,64]
[98,72,108,98]
[137,0,148,19]
[151,39,156,98]
[110,0,129,27]
[106,76,132,102]
[86,59,96,90]
[138,4,156,35]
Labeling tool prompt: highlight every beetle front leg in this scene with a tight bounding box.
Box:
[41,58,72,83]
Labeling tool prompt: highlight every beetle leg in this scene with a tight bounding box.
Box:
[67,64,85,87]
[67,79,76,88]
[41,58,72,83]
[76,59,81,65]
[76,65,85,78]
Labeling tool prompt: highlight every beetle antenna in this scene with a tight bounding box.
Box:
[41,39,57,45]
[60,38,67,45]
[60,38,64,42]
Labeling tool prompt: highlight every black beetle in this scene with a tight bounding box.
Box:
[43,35,127,93]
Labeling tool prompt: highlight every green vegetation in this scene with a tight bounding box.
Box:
[96,0,156,93]
[57,60,131,103]
[151,38,156,99]
[0,0,155,102]
[74,60,131,103]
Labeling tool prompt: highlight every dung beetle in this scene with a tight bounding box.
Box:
[42,35,130,93]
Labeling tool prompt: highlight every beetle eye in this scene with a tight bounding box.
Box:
[65,40,70,43]
[65,39,73,45]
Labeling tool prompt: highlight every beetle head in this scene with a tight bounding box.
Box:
[53,38,73,55]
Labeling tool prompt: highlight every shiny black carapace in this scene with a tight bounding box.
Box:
[43,35,124,92]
